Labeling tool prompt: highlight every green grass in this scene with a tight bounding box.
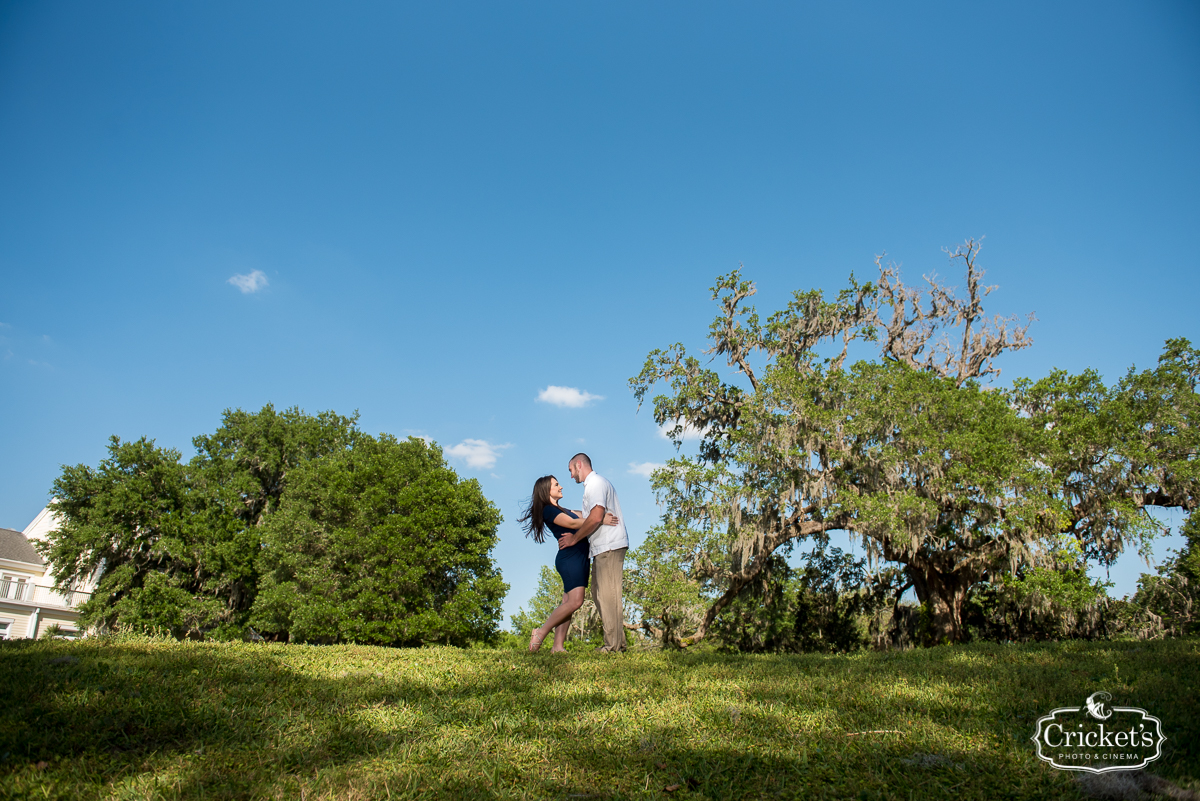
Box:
[0,636,1196,800]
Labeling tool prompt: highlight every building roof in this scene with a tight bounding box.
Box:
[0,527,45,566]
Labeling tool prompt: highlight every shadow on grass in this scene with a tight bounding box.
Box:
[0,636,1196,800]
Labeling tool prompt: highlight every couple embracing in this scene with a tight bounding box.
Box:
[519,453,628,653]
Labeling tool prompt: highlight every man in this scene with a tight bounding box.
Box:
[558,453,628,652]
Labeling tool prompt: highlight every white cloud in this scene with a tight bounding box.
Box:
[537,385,604,408]
[402,429,434,446]
[228,270,269,294]
[445,439,510,469]
[658,421,709,441]
[628,461,666,478]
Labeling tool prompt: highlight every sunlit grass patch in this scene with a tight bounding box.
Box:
[0,636,1196,800]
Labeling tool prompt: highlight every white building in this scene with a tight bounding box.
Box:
[0,508,95,639]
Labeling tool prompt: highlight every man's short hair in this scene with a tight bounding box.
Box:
[569,452,592,469]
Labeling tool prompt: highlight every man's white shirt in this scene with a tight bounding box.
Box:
[581,471,629,558]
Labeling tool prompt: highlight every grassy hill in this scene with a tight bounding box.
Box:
[0,635,1196,800]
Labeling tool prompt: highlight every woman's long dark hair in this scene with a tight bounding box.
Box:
[518,475,559,544]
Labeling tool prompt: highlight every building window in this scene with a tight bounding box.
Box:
[0,620,11,640]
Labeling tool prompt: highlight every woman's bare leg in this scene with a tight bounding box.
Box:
[552,620,570,652]
[552,595,571,652]
[531,587,585,652]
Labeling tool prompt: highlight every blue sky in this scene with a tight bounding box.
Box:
[1,2,1198,623]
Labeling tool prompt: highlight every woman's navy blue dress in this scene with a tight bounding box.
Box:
[544,504,590,592]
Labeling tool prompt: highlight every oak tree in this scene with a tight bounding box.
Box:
[630,241,1195,644]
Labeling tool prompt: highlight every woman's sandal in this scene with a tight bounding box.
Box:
[528,628,547,653]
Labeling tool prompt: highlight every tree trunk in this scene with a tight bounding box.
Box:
[907,565,971,644]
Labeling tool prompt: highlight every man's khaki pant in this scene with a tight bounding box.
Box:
[592,548,627,652]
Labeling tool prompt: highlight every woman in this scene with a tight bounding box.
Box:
[519,474,618,653]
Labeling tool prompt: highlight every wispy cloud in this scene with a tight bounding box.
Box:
[228,270,269,294]
[402,429,434,445]
[628,461,666,478]
[659,421,709,441]
[445,439,511,469]
[537,385,604,408]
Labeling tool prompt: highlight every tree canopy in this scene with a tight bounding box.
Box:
[41,405,507,645]
[250,434,506,646]
[629,241,1197,645]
